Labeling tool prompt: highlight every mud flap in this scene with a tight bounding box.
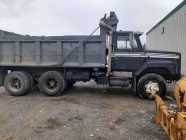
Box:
[0,70,7,86]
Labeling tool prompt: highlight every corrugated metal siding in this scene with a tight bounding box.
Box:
[147,5,186,74]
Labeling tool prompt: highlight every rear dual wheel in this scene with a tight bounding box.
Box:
[4,71,66,97]
[38,71,65,96]
[4,71,33,96]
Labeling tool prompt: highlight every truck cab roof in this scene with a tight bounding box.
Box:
[117,31,143,36]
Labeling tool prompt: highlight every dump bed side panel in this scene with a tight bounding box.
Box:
[0,39,105,68]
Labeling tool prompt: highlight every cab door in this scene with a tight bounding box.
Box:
[111,32,145,72]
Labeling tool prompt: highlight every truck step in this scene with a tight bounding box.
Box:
[109,76,130,87]
[96,77,108,85]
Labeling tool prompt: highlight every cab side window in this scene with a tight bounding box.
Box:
[116,36,132,50]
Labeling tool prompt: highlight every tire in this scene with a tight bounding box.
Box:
[4,71,31,96]
[38,71,65,96]
[137,73,166,100]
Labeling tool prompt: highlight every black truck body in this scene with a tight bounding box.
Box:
[0,12,181,99]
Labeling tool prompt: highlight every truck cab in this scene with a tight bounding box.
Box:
[111,31,144,71]
[100,12,181,99]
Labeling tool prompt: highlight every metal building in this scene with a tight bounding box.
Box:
[146,0,186,74]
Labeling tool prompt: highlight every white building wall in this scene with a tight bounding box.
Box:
[147,5,186,74]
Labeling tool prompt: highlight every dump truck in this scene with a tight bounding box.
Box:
[0,12,181,98]
[154,76,186,140]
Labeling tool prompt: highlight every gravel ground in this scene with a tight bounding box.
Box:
[0,81,168,140]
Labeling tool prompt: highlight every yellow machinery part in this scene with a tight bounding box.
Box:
[174,76,186,111]
[154,76,186,140]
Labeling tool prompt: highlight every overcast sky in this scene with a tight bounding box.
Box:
[0,0,183,40]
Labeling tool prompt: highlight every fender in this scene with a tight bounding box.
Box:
[134,60,178,77]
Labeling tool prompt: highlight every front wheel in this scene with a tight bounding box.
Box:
[137,73,166,100]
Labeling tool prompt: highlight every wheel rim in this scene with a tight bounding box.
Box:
[46,78,58,90]
[144,81,160,99]
[10,78,22,90]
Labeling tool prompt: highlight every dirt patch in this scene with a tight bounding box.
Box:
[67,115,83,122]
[41,116,63,129]
[114,117,125,125]
[50,96,81,105]
[0,135,15,140]
[95,136,110,140]
[0,83,168,140]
